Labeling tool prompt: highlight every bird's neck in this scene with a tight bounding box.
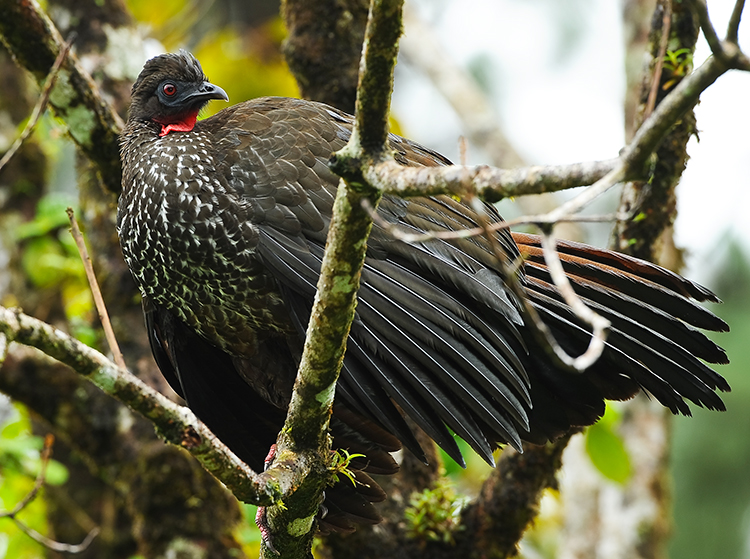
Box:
[152,109,200,137]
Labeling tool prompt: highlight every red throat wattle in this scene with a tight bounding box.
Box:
[154,110,199,137]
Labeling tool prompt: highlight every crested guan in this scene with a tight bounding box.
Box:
[117,51,729,531]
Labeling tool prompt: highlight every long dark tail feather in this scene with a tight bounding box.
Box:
[514,232,728,331]
[513,232,729,438]
[513,232,724,303]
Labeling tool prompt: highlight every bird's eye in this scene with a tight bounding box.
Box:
[162,83,177,96]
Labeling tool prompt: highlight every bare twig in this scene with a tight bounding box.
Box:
[362,197,630,244]
[0,305,304,507]
[458,136,468,166]
[727,0,746,43]
[0,434,100,553]
[539,231,610,370]
[11,520,99,554]
[0,434,55,519]
[66,208,127,371]
[543,163,628,224]
[645,2,672,119]
[691,0,750,68]
[467,196,575,371]
[465,195,601,373]
[692,0,725,55]
[0,333,7,368]
[0,35,74,173]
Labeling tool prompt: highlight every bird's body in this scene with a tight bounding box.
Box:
[118,52,729,531]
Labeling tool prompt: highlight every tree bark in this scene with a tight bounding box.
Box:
[281,0,370,112]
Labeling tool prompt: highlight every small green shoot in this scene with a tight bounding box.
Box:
[328,449,366,487]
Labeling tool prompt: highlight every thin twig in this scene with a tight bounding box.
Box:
[458,136,468,166]
[466,196,578,372]
[645,1,672,119]
[0,34,75,174]
[0,433,100,553]
[0,333,7,368]
[727,0,746,43]
[0,434,55,519]
[539,231,610,370]
[66,208,127,371]
[544,163,627,224]
[12,520,99,554]
[363,197,630,244]
[692,0,724,55]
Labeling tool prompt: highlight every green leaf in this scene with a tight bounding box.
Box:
[44,459,69,486]
[15,193,75,240]
[585,406,632,484]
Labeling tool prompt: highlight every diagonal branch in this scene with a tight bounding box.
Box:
[0,0,123,193]
[0,305,304,507]
[0,35,73,173]
[727,0,746,43]
[66,208,127,371]
[364,39,748,202]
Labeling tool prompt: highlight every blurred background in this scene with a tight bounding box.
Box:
[0,0,747,557]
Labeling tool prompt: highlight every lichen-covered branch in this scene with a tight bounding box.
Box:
[615,0,700,259]
[460,436,572,558]
[0,0,123,193]
[262,1,405,558]
[363,157,620,202]
[363,44,747,206]
[0,305,302,507]
[0,36,72,173]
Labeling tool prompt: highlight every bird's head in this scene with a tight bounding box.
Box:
[127,50,228,137]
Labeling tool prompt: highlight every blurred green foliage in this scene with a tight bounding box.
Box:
[405,478,466,545]
[0,403,69,559]
[585,404,632,484]
[194,23,300,115]
[670,240,750,559]
[15,193,96,346]
[235,503,261,557]
[126,0,299,113]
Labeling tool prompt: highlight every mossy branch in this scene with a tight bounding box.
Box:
[0,305,306,508]
[0,0,123,193]
[262,2,405,558]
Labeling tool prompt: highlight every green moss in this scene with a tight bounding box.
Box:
[404,479,465,545]
[287,514,316,537]
[48,70,76,107]
[314,382,336,408]
[330,274,355,295]
[65,105,97,149]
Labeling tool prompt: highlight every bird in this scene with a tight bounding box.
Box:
[117,51,729,532]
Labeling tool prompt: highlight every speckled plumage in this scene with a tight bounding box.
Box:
[118,52,730,531]
[119,117,292,356]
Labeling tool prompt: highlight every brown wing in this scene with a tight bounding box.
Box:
[205,97,728,467]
